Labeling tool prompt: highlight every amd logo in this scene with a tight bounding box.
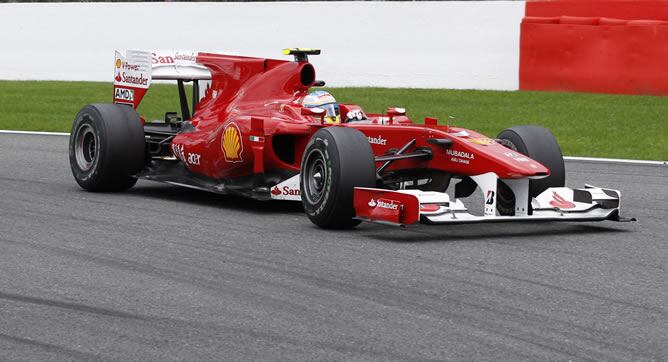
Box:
[114,87,134,102]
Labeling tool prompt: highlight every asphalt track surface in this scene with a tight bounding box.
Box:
[0,133,666,361]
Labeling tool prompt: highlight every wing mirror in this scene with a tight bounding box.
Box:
[301,106,326,123]
[386,107,406,123]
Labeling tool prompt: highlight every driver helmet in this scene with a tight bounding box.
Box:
[303,90,340,124]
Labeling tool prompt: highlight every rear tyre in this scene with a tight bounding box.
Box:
[496,125,565,214]
[300,127,376,229]
[69,104,145,192]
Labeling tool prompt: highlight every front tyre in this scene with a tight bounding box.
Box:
[69,104,145,192]
[496,125,565,214]
[300,127,376,229]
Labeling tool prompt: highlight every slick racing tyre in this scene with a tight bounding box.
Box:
[69,103,145,192]
[496,125,565,215]
[300,127,376,229]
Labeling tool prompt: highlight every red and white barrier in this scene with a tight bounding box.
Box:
[520,0,668,95]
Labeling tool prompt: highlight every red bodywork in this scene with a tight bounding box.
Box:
[155,52,549,191]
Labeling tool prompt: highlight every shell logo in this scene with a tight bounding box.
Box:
[467,137,494,146]
[115,58,122,69]
[222,123,243,162]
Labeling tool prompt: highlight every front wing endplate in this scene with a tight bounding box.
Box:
[353,185,634,227]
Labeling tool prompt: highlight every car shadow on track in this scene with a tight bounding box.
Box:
[126,183,634,243]
[358,223,633,244]
[129,183,304,214]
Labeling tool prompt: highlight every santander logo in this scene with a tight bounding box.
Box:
[367,136,387,146]
[272,185,300,196]
[368,198,399,210]
[549,192,575,209]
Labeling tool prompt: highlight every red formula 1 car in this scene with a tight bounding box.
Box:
[69,48,633,228]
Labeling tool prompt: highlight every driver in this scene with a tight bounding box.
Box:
[303,90,341,124]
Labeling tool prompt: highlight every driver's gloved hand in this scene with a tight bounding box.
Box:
[346,109,366,122]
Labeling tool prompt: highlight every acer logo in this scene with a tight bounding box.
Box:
[187,153,201,166]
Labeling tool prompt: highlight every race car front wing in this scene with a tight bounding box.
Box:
[353,174,635,226]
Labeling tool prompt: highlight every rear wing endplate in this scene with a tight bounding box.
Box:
[113,49,211,108]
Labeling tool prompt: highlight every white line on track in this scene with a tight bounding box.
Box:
[0,130,70,136]
[563,156,665,166]
[1,130,666,166]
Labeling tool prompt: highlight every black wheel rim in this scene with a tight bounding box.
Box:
[498,138,518,152]
[75,124,97,171]
[303,148,328,205]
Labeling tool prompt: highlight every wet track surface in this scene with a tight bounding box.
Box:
[0,134,666,360]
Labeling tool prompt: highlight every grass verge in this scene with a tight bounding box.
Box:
[0,80,666,160]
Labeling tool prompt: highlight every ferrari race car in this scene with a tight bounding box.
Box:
[69,48,634,228]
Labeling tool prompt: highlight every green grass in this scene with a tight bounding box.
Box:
[0,80,666,160]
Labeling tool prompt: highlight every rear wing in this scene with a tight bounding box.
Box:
[113,49,211,108]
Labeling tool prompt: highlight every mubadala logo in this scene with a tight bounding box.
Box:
[114,87,134,102]
[367,135,387,146]
[368,198,399,210]
[446,149,475,159]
